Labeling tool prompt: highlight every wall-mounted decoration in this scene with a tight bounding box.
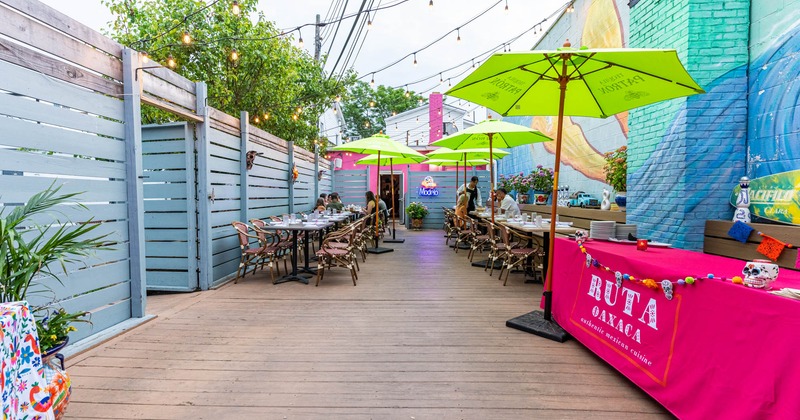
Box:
[417,176,439,196]
[245,150,262,170]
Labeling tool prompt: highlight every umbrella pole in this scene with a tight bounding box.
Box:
[463,152,467,205]
[375,151,381,247]
[507,58,569,343]
[489,134,495,223]
[455,162,460,206]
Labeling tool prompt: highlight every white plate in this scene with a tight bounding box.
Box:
[607,238,636,244]
[648,242,672,248]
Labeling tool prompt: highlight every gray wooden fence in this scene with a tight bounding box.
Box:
[333,169,370,206]
[0,0,331,348]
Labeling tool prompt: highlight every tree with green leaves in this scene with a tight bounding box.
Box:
[341,81,425,139]
[102,0,354,151]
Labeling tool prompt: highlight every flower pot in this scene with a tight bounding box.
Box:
[614,192,627,211]
[532,190,550,205]
[517,193,529,204]
[411,218,424,230]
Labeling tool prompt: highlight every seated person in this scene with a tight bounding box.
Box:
[326,192,345,211]
[455,192,468,226]
[313,198,326,212]
[495,188,521,218]
[363,190,387,217]
[319,193,328,204]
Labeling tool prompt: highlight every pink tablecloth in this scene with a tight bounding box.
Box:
[551,238,800,420]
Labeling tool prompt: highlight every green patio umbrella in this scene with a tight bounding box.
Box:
[331,134,426,253]
[445,42,704,341]
[356,153,428,243]
[426,148,511,209]
[424,158,490,207]
[431,119,552,222]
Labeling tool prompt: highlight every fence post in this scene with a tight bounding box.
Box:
[195,82,212,290]
[122,48,147,317]
[288,141,294,214]
[314,144,319,202]
[240,111,249,223]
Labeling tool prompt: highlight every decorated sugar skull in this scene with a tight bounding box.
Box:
[742,259,780,289]
[574,229,588,242]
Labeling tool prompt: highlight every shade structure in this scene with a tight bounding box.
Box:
[331,134,426,252]
[356,153,427,243]
[431,119,552,222]
[446,43,704,341]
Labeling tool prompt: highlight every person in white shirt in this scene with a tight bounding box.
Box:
[495,188,521,218]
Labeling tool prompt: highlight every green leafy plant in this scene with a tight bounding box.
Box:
[36,308,91,352]
[531,165,555,192]
[603,145,628,192]
[405,202,429,219]
[497,174,514,193]
[1,183,110,352]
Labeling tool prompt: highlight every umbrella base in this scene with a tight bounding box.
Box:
[383,238,405,243]
[450,244,471,250]
[367,247,394,254]
[471,259,502,269]
[506,310,569,343]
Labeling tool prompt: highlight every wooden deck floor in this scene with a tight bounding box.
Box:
[68,227,671,419]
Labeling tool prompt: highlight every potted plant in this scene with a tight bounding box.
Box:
[531,165,555,205]
[406,202,429,230]
[603,145,628,209]
[1,184,108,419]
[513,172,531,204]
[497,174,514,196]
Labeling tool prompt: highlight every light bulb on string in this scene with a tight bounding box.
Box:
[367,14,372,28]
[456,28,461,42]
[298,30,304,48]
[263,113,269,120]
[292,114,299,121]
[332,107,337,114]
[296,107,302,114]
[254,116,260,123]
[182,31,191,44]
[447,78,451,87]
[231,1,240,16]
[404,85,410,98]
[167,54,176,68]
[429,0,433,6]
[230,48,239,61]
[364,121,370,128]
[369,100,375,107]
[370,73,375,87]
[413,53,417,66]
[141,51,149,63]
[471,59,475,68]
[335,95,341,102]
[439,73,443,84]
[505,0,509,12]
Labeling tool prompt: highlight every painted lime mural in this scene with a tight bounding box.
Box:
[729,170,800,225]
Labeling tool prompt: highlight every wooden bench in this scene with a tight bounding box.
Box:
[519,204,626,230]
[704,220,800,270]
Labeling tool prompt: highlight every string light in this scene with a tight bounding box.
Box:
[364,121,370,128]
[254,116,260,123]
[167,54,176,68]
[405,85,410,97]
[335,95,341,102]
[367,14,373,28]
[333,107,337,114]
[439,73,443,84]
[231,1,240,16]
[182,31,191,44]
[369,100,375,107]
[456,28,461,42]
[298,29,304,48]
[230,48,239,61]
[296,106,302,114]
[370,73,375,87]
[429,0,433,6]
[448,78,451,87]
[567,2,575,13]
[263,113,269,120]
[292,114,299,121]
[413,53,417,66]
[141,52,149,63]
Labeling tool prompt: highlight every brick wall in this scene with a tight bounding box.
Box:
[627,0,749,250]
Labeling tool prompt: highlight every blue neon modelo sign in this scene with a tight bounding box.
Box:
[417,176,439,196]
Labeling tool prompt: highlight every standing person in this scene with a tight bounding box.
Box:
[326,193,344,211]
[457,176,483,215]
[495,188,521,218]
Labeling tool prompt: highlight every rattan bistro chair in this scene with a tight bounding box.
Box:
[315,227,358,286]
[231,221,281,283]
[497,224,540,286]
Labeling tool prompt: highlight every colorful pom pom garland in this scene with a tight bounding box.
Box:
[576,240,758,301]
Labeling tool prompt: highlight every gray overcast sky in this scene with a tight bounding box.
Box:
[38,0,567,91]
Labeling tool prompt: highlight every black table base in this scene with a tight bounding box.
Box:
[273,273,312,285]
[471,259,503,269]
[367,247,394,254]
[506,310,569,343]
[383,238,405,243]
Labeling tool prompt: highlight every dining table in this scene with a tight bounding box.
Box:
[469,211,578,280]
[260,219,334,284]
